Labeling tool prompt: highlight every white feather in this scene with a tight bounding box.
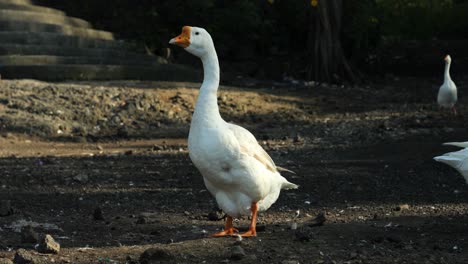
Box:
[434,143,468,184]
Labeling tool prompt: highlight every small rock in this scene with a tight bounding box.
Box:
[14,249,48,264]
[0,258,13,264]
[230,245,246,260]
[73,173,89,183]
[395,204,410,211]
[37,234,60,254]
[93,207,104,221]
[207,210,224,221]
[139,248,173,264]
[0,200,13,216]
[152,145,163,151]
[21,225,39,244]
[124,150,133,155]
[308,212,326,227]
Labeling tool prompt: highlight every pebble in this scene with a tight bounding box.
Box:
[230,245,246,260]
[73,173,89,184]
[395,204,410,211]
[207,210,224,221]
[14,249,48,264]
[37,234,60,254]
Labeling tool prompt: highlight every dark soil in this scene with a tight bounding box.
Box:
[0,78,467,263]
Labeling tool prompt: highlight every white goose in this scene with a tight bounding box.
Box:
[169,26,298,237]
[437,55,457,114]
[434,142,468,184]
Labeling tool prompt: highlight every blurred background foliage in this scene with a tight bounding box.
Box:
[36,0,468,81]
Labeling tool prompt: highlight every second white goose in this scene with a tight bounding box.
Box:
[437,55,457,114]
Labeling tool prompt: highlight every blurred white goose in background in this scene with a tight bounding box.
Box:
[437,55,457,114]
[434,141,468,184]
[169,26,298,237]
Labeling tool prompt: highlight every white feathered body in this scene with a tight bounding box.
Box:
[437,55,457,108]
[173,26,298,219]
[437,79,457,108]
[434,142,468,184]
[189,121,297,218]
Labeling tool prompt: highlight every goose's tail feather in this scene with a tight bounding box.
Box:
[282,181,299,190]
[434,153,468,184]
[443,142,468,148]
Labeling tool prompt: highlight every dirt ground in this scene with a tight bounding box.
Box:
[0,78,467,263]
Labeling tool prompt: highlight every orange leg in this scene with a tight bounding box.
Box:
[240,202,258,237]
[211,215,238,237]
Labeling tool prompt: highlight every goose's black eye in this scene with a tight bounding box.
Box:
[195,32,200,35]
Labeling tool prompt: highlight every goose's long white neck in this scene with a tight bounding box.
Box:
[444,60,452,82]
[191,47,223,128]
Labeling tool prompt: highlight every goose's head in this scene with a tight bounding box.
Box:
[169,26,214,58]
[445,55,452,63]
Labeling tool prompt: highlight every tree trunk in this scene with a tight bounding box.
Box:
[306,0,357,83]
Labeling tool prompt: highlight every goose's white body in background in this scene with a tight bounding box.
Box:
[434,142,468,184]
[170,26,298,237]
[437,55,457,114]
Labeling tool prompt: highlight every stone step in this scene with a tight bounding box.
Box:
[0,31,132,49]
[0,44,148,59]
[0,9,91,28]
[0,20,114,40]
[0,2,64,15]
[0,64,201,81]
[0,0,31,5]
[0,55,166,66]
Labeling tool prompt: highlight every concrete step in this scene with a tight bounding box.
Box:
[0,55,167,66]
[0,20,114,40]
[0,31,132,50]
[0,0,31,5]
[0,9,91,28]
[0,64,201,81]
[0,44,148,59]
[0,2,64,15]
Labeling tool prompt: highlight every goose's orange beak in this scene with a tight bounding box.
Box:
[169,26,191,48]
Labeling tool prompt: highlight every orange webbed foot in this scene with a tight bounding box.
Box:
[211,227,239,237]
[211,215,238,237]
[240,229,257,237]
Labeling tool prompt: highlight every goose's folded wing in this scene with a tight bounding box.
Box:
[227,123,295,174]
